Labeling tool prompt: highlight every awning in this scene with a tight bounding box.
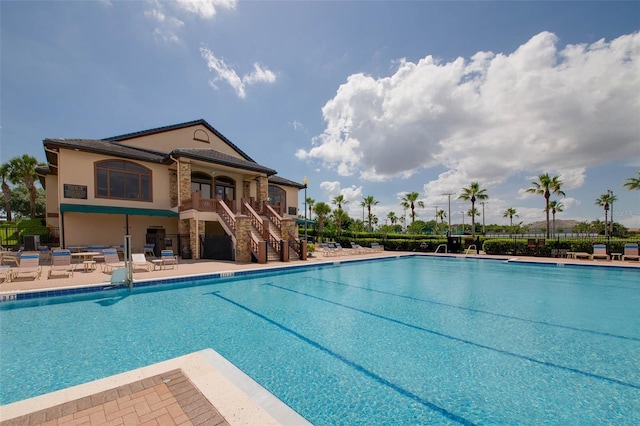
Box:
[59,203,178,217]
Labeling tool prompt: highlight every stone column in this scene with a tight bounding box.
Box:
[179,162,191,206]
[235,215,252,262]
[256,176,268,212]
[169,169,178,208]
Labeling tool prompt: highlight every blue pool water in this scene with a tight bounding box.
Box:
[1,256,639,425]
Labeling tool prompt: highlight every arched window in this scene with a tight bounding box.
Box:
[215,176,235,201]
[191,172,212,198]
[268,185,286,212]
[95,160,152,201]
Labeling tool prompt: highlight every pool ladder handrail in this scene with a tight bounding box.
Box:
[464,245,477,258]
[434,244,448,253]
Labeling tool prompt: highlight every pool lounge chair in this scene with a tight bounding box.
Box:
[131,253,153,272]
[590,244,610,261]
[0,265,12,282]
[156,250,178,269]
[622,244,640,261]
[143,243,155,258]
[48,249,75,279]
[11,251,42,281]
[102,249,125,272]
[370,242,384,251]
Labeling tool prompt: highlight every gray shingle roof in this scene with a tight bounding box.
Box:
[171,148,277,175]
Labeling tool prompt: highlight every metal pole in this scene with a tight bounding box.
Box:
[480,202,486,235]
[443,192,453,235]
[303,177,309,242]
[608,189,613,238]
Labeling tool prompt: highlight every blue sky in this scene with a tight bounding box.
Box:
[2,0,639,228]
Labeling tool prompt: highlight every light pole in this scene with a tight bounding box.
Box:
[608,189,614,239]
[303,177,308,242]
[461,210,465,235]
[443,192,454,236]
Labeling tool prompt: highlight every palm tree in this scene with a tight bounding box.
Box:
[623,171,640,190]
[7,154,43,219]
[0,163,13,222]
[331,194,348,210]
[526,173,565,239]
[548,200,564,238]
[436,209,447,234]
[387,211,398,226]
[306,197,315,221]
[595,192,616,238]
[400,192,424,224]
[502,208,518,227]
[361,196,379,232]
[332,208,350,236]
[458,182,488,238]
[313,202,331,238]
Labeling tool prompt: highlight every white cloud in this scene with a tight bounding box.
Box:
[145,0,236,42]
[200,48,276,98]
[298,31,640,192]
[175,0,237,20]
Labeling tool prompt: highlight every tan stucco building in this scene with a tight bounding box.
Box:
[36,119,306,263]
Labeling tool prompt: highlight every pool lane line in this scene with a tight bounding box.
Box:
[265,283,640,391]
[304,277,640,342]
[207,291,477,426]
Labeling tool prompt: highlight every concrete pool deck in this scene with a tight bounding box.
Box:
[1,251,638,425]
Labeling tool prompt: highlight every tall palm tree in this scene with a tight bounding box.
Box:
[595,192,616,238]
[458,182,488,238]
[8,154,43,219]
[400,192,424,224]
[313,202,331,238]
[361,196,379,232]
[436,209,447,234]
[0,163,13,222]
[306,197,315,221]
[526,173,565,239]
[502,208,518,227]
[623,171,640,190]
[331,194,348,210]
[548,200,564,238]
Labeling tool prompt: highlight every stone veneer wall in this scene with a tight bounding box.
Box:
[179,162,191,205]
[169,169,178,208]
[280,219,297,241]
[256,176,268,208]
[235,215,252,262]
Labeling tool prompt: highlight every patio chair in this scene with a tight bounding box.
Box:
[48,249,75,279]
[102,248,125,272]
[131,253,152,272]
[143,243,155,258]
[158,250,178,269]
[1,248,23,266]
[351,242,371,253]
[11,251,42,281]
[38,246,52,265]
[621,244,640,261]
[590,244,610,261]
[370,242,384,251]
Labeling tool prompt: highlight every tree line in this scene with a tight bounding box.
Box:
[1,154,46,221]
[304,172,640,239]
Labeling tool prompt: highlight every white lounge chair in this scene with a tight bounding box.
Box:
[131,253,152,272]
[48,249,75,279]
[11,251,42,281]
[622,244,640,261]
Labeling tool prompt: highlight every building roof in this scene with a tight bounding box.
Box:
[104,119,256,163]
[40,119,303,186]
[268,175,306,189]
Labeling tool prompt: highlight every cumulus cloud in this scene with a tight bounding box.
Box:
[200,48,276,98]
[297,31,640,193]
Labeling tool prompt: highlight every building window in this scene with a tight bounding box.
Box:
[95,160,152,201]
[268,185,286,211]
[191,172,212,198]
[215,176,235,202]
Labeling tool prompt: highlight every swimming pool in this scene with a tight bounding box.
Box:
[1,256,639,424]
